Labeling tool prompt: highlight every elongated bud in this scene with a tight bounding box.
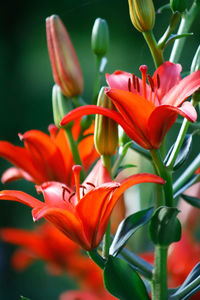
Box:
[94,87,118,156]
[91,18,109,57]
[170,0,187,13]
[52,84,73,127]
[191,45,200,73]
[46,15,83,97]
[128,0,155,32]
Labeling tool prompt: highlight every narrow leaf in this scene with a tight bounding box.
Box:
[173,174,198,198]
[113,164,136,178]
[157,3,170,14]
[104,256,150,300]
[110,207,154,256]
[165,134,193,170]
[181,194,200,208]
[164,33,193,48]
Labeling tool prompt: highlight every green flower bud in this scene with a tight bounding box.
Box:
[170,0,187,13]
[52,84,73,127]
[91,18,109,57]
[128,0,155,32]
[191,45,200,73]
[94,87,118,156]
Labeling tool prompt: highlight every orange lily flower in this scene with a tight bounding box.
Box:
[0,121,98,185]
[0,160,164,250]
[61,62,200,149]
[59,290,116,300]
[0,222,107,292]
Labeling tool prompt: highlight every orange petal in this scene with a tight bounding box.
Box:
[148,104,197,148]
[0,190,44,209]
[161,69,200,106]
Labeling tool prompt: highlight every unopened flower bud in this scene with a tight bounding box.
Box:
[191,45,200,73]
[128,0,155,32]
[91,18,109,57]
[170,0,187,13]
[94,87,118,156]
[46,15,83,97]
[52,84,73,127]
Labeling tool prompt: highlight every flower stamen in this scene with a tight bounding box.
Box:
[128,77,131,92]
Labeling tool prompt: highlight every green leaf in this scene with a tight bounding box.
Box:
[104,256,150,300]
[113,164,136,178]
[170,263,200,299]
[149,206,181,246]
[173,174,198,198]
[130,142,151,160]
[20,297,31,300]
[165,134,193,170]
[157,3,170,14]
[110,207,154,256]
[164,33,193,48]
[181,194,200,208]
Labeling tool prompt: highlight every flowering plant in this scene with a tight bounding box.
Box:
[1,0,200,299]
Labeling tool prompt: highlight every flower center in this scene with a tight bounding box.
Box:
[127,65,160,105]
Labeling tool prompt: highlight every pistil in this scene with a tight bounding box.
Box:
[139,65,148,98]
[72,165,82,202]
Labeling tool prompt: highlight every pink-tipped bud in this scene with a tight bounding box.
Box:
[46,15,83,97]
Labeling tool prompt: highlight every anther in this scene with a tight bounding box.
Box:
[128,78,131,92]
[156,74,160,89]
[62,186,71,201]
[147,75,154,92]
[72,165,82,202]
[132,74,136,90]
[135,77,140,93]
[86,182,95,188]
[139,65,148,98]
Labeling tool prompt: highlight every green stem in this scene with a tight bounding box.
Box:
[173,153,200,193]
[150,149,174,207]
[88,249,105,269]
[102,154,112,259]
[92,56,102,104]
[65,127,85,181]
[102,221,111,259]
[143,31,164,68]
[166,99,197,170]
[151,246,168,300]
[170,1,200,63]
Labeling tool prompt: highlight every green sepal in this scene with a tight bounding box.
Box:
[149,206,181,246]
[181,194,200,208]
[104,256,150,300]
[165,134,193,170]
[110,207,153,256]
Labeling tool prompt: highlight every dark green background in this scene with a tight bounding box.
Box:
[0,0,200,299]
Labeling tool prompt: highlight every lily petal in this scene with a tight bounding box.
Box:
[0,190,44,208]
[76,183,120,248]
[1,167,34,184]
[148,104,197,148]
[20,130,68,183]
[152,61,182,101]
[32,206,89,249]
[161,69,200,106]
[60,105,144,147]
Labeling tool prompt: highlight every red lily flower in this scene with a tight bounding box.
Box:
[0,121,98,185]
[61,62,200,149]
[0,222,108,292]
[0,160,164,250]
